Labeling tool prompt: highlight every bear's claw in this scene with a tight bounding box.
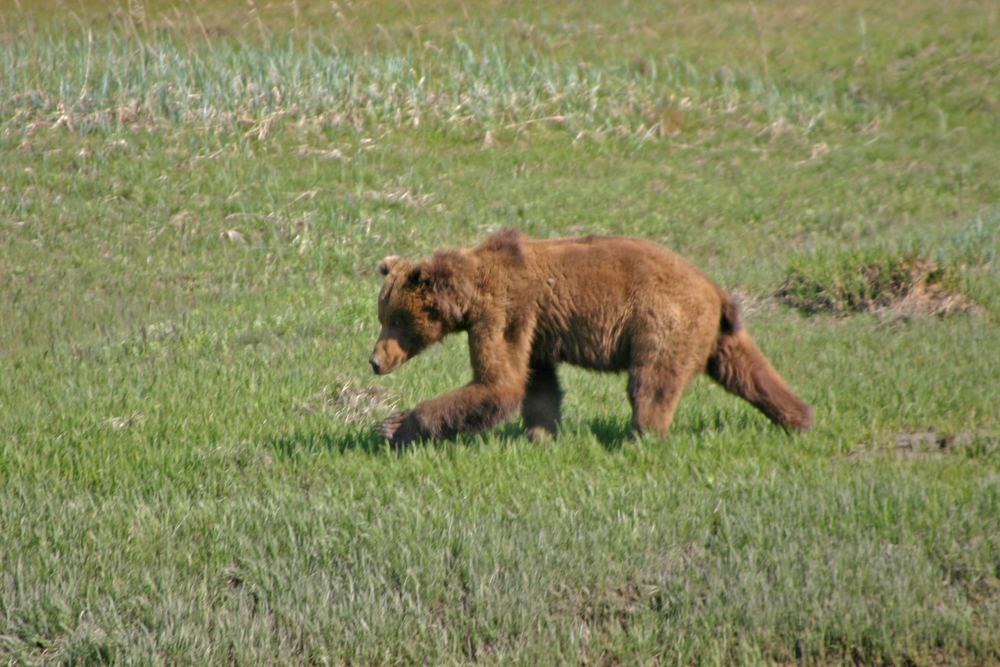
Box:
[378,410,422,446]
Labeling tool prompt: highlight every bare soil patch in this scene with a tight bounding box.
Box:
[845,429,997,460]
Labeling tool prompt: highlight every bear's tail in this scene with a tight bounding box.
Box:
[706,297,813,431]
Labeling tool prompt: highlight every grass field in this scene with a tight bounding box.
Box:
[1,1,999,664]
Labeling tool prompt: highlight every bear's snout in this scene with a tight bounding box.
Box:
[370,336,407,375]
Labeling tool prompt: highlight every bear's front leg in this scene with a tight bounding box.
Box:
[378,382,525,446]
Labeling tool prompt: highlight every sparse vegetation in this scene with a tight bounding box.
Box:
[1,1,998,665]
[776,250,980,318]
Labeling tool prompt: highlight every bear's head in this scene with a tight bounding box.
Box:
[369,250,476,375]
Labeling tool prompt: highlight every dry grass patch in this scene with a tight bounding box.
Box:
[294,380,398,424]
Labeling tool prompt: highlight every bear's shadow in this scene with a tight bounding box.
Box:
[265,416,642,459]
[266,423,531,457]
[585,416,634,451]
[266,427,392,458]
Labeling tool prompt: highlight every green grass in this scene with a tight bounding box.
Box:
[2,1,999,664]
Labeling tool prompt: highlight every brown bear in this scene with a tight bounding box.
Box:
[370,229,812,445]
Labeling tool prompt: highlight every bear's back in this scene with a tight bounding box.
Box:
[500,233,724,371]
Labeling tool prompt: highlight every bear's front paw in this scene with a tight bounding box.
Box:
[378,410,423,446]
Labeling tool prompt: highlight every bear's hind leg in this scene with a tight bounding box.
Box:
[522,364,562,442]
[627,359,696,438]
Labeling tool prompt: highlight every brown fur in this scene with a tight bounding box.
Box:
[370,229,812,445]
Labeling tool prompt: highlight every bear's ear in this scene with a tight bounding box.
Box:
[421,251,476,323]
[377,255,401,276]
[406,265,430,287]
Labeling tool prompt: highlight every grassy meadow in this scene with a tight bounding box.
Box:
[1,0,999,663]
